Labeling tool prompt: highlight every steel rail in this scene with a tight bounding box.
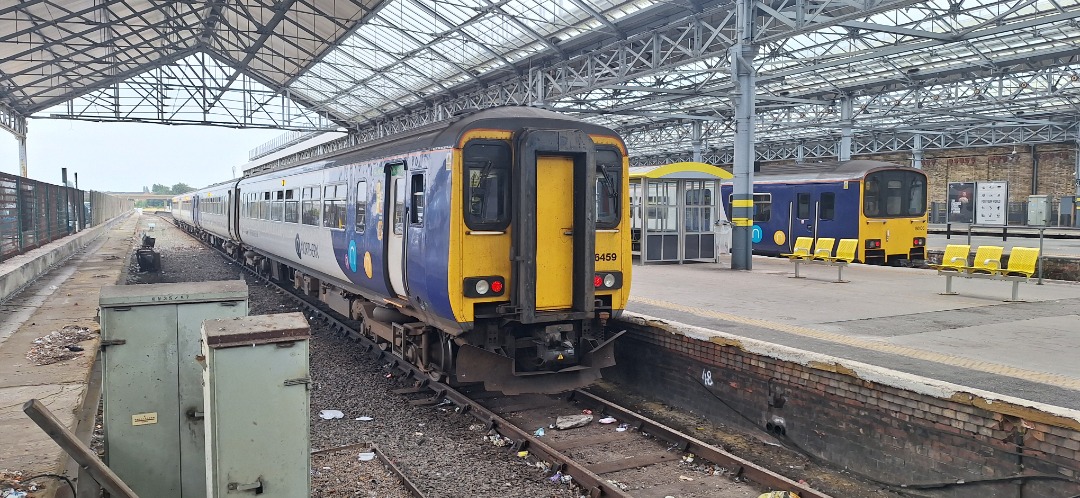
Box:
[571,389,835,498]
[311,443,426,498]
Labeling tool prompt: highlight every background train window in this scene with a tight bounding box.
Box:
[323,184,346,229]
[271,191,284,222]
[462,140,511,230]
[863,171,927,218]
[820,192,835,220]
[796,193,810,219]
[596,149,621,229]
[355,180,367,232]
[731,193,771,222]
[410,174,424,225]
[285,189,299,223]
[302,186,320,226]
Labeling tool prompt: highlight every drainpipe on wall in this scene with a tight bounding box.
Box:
[1030,144,1039,195]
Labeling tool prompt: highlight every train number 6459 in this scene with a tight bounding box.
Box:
[595,252,618,262]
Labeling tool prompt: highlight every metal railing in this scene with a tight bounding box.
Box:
[930,197,1078,227]
[0,172,131,261]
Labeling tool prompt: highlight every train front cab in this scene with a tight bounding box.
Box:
[859,169,928,265]
[448,128,631,394]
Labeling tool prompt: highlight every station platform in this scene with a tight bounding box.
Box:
[0,214,138,496]
[626,256,1080,411]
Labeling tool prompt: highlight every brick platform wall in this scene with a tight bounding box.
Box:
[607,322,1080,497]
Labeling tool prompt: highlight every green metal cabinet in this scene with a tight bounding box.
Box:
[99,281,248,498]
[202,313,311,498]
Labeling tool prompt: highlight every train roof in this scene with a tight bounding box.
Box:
[736,160,923,183]
[244,107,624,179]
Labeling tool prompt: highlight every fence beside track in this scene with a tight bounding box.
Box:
[0,172,132,261]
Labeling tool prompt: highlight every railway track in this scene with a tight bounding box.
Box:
[169,214,833,498]
[311,443,426,498]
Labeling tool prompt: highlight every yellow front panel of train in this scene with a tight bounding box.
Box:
[535,155,575,310]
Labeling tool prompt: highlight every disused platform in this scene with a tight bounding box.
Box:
[0,213,138,497]
[626,255,1080,410]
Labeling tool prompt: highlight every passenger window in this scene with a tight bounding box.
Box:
[820,192,835,221]
[301,186,320,226]
[323,184,346,229]
[261,192,271,220]
[284,189,299,223]
[462,141,511,231]
[393,178,405,235]
[728,193,771,222]
[796,193,810,219]
[271,190,284,222]
[410,174,424,225]
[596,149,622,229]
[355,180,367,232]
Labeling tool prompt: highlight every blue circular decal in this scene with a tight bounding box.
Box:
[348,240,358,272]
[751,224,763,244]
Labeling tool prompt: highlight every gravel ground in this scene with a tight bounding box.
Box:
[126,214,584,498]
[110,213,893,498]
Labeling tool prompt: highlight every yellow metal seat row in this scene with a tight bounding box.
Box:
[932,244,1041,301]
[784,237,859,282]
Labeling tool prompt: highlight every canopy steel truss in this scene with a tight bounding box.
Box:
[6,0,1080,165]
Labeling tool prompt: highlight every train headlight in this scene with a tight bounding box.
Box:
[913,237,926,247]
[603,273,616,288]
[464,276,505,298]
[865,239,882,249]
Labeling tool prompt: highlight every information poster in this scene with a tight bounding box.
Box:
[947,182,976,224]
[975,181,1008,226]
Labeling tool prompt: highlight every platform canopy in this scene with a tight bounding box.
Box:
[4,0,1080,165]
[630,162,734,181]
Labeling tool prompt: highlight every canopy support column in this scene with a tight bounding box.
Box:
[730,0,757,271]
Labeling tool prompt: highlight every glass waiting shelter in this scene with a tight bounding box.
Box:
[629,162,734,264]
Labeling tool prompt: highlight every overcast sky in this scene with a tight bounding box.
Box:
[0,118,282,192]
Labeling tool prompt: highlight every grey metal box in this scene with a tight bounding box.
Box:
[1027,195,1051,226]
[202,313,311,498]
[99,281,248,498]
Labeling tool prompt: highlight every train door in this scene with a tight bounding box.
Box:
[385,162,407,297]
[791,190,815,240]
[513,129,595,323]
[192,195,200,226]
[535,155,575,309]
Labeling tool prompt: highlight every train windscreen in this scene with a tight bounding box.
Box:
[863,170,926,218]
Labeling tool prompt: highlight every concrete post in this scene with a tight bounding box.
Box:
[730,0,757,270]
[18,133,27,177]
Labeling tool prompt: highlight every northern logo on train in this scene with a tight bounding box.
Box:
[294,234,319,259]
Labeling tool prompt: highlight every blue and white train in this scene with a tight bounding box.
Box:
[173,107,632,394]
